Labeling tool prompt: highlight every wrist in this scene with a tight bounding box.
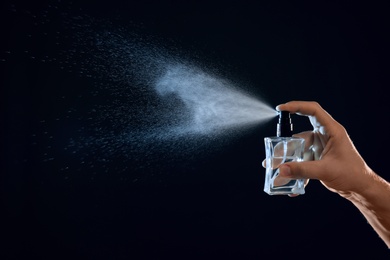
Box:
[343,168,390,211]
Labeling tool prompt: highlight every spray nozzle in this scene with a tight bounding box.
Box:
[277,111,293,137]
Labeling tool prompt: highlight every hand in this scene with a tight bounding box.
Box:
[267,101,373,198]
[264,101,390,248]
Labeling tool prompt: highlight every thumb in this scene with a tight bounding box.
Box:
[279,160,324,180]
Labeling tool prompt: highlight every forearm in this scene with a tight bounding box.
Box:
[345,170,390,248]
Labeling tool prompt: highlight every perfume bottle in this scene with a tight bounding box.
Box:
[264,111,305,195]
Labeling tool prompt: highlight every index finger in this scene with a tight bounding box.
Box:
[276,101,339,132]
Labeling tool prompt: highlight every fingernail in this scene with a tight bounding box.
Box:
[279,165,291,177]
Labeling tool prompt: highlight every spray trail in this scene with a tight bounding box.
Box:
[69,23,277,144]
[154,64,276,136]
[58,20,278,171]
[6,9,277,174]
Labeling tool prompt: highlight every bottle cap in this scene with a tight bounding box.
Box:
[277,111,293,137]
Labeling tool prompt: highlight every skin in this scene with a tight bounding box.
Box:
[265,101,390,248]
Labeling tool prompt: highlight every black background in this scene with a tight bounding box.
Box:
[2,0,390,259]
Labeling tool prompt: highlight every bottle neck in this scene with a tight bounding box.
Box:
[277,122,292,137]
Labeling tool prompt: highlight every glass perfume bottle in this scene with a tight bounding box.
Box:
[264,111,305,195]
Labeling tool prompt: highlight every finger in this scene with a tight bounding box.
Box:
[262,159,266,168]
[276,101,340,134]
[293,131,314,150]
[312,132,325,160]
[292,131,315,162]
[279,160,326,180]
[287,179,310,198]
